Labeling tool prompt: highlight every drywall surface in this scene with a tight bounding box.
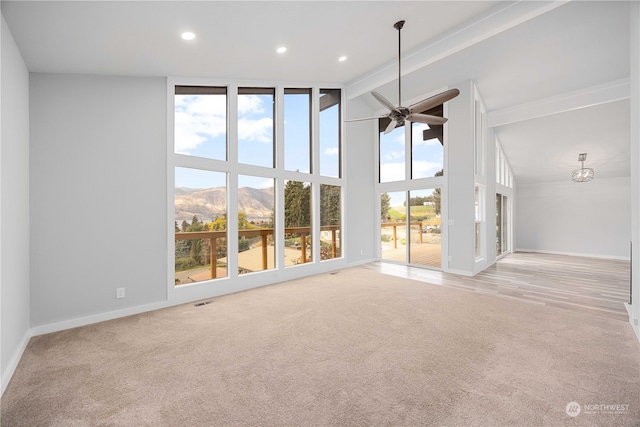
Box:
[29,73,168,327]
[516,177,631,259]
[1,13,31,392]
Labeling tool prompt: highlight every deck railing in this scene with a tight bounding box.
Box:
[381,222,424,249]
[175,225,340,279]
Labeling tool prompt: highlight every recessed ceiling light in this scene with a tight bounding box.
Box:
[181,32,196,41]
[338,56,347,62]
[277,46,287,54]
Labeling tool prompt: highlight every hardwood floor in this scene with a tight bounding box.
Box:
[361,252,631,322]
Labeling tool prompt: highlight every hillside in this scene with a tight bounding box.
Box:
[175,186,274,223]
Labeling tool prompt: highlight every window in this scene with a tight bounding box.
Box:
[379,123,405,183]
[475,185,483,258]
[319,89,341,178]
[238,88,274,168]
[238,175,275,274]
[172,82,343,287]
[409,188,442,268]
[284,180,312,265]
[174,167,227,284]
[380,191,406,263]
[175,86,227,160]
[496,194,510,256]
[284,89,311,173]
[320,184,341,260]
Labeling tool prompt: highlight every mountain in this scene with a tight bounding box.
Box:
[175,186,274,223]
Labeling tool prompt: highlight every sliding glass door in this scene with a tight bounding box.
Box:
[380,189,442,269]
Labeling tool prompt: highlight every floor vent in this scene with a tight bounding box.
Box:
[194,301,212,307]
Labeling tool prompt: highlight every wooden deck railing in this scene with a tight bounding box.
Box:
[381,222,423,249]
[175,225,340,279]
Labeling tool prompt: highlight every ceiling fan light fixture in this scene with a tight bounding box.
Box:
[572,153,594,182]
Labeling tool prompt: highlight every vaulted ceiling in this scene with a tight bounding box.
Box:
[1,1,631,185]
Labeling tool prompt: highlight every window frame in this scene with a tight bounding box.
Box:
[167,78,346,302]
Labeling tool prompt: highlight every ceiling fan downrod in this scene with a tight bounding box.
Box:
[394,20,405,107]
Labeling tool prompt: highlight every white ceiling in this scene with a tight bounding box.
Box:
[1,0,632,185]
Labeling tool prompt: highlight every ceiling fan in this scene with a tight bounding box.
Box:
[347,20,460,134]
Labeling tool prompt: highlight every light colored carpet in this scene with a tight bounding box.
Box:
[2,267,639,426]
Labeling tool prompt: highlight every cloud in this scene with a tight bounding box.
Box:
[380,162,405,182]
[238,117,273,143]
[174,95,226,154]
[238,94,266,116]
[324,147,339,156]
[412,160,443,178]
[384,150,405,161]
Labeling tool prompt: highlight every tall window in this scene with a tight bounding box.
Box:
[475,185,484,259]
[379,122,405,183]
[380,191,407,263]
[238,88,274,168]
[319,89,341,178]
[320,184,341,260]
[284,180,312,266]
[238,175,275,274]
[174,167,227,285]
[172,83,343,287]
[284,89,311,173]
[409,188,442,268]
[496,194,509,256]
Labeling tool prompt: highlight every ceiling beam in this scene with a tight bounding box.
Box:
[345,0,571,100]
[486,78,630,128]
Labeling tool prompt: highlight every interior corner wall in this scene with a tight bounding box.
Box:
[1,14,31,393]
[344,95,376,264]
[515,177,631,259]
[29,73,168,329]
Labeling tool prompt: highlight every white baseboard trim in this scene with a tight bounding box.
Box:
[30,300,172,337]
[515,248,630,261]
[1,331,31,396]
[625,303,640,342]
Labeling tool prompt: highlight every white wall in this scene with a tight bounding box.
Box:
[516,177,631,259]
[29,74,168,329]
[1,14,31,393]
[629,1,639,339]
[447,81,476,274]
[344,95,377,262]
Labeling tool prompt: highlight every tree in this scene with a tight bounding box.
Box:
[381,193,391,220]
[284,180,311,227]
[432,169,443,215]
[320,184,340,226]
[181,220,189,232]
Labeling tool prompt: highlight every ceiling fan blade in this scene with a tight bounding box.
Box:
[384,119,398,134]
[408,88,460,114]
[345,115,386,123]
[372,91,400,113]
[407,113,448,126]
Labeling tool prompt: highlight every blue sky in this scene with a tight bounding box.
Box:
[175,91,339,189]
[379,122,443,183]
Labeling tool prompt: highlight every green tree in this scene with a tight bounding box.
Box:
[320,184,340,226]
[432,169,443,215]
[284,180,311,227]
[181,220,189,232]
[381,192,391,220]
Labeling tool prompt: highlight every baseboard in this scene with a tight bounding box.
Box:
[1,331,31,396]
[30,300,171,337]
[625,303,640,342]
[347,257,376,268]
[515,248,630,261]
